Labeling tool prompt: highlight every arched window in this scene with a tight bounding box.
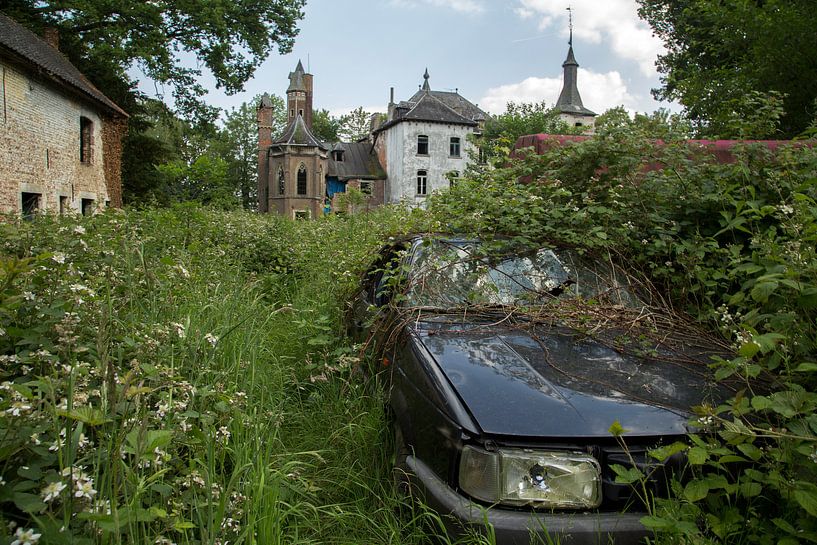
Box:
[277,167,285,195]
[297,163,307,195]
[416,169,428,195]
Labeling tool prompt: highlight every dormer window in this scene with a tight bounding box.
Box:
[332,150,345,162]
[417,135,429,155]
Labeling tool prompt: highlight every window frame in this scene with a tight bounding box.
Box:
[277,167,285,196]
[417,135,429,156]
[297,163,308,195]
[80,116,93,164]
[360,181,373,195]
[416,169,428,196]
[449,137,461,158]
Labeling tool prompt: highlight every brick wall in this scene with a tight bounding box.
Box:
[0,59,115,214]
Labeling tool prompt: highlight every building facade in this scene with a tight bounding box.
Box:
[0,14,128,216]
[373,70,486,207]
[257,61,386,218]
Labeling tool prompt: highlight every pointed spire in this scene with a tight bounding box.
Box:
[567,6,573,47]
[556,13,595,117]
[422,68,430,91]
[287,60,306,92]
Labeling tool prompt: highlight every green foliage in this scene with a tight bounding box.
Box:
[5,0,305,120]
[0,205,450,544]
[312,108,343,143]
[638,0,817,138]
[338,106,376,142]
[427,122,817,545]
[478,101,574,160]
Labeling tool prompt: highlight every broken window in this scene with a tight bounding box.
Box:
[21,192,40,220]
[450,137,461,157]
[80,116,93,163]
[297,163,307,195]
[59,196,69,214]
[417,170,428,195]
[447,171,459,187]
[360,181,373,195]
[81,198,94,216]
[333,150,344,162]
[294,210,310,220]
[278,167,285,195]
[417,135,429,155]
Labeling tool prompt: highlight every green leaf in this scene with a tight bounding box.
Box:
[739,482,762,498]
[793,483,817,517]
[750,281,778,303]
[57,406,111,426]
[684,480,710,502]
[608,420,627,437]
[738,342,760,358]
[737,443,762,461]
[640,515,673,529]
[688,447,708,465]
[793,362,817,373]
[13,491,46,513]
[649,441,688,461]
[610,464,644,484]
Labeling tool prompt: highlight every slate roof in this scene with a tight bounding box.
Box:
[408,89,486,123]
[327,142,385,180]
[272,113,327,150]
[555,45,596,117]
[376,91,479,134]
[287,60,306,92]
[0,13,127,117]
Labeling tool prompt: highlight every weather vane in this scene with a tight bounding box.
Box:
[566,6,573,46]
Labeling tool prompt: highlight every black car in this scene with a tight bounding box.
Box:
[349,236,732,545]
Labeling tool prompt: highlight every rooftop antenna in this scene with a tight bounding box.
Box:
[307,54,311,72]
[566,6,573,46]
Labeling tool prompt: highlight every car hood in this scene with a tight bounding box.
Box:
[413,318,728,439]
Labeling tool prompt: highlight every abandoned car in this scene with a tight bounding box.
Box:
[349,236,733,545]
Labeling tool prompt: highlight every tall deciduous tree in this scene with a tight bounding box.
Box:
[338,107,375,142]
[312,109,342,143]
[4,0,305,121]
[216,95,286,209]
[638,0,817,138]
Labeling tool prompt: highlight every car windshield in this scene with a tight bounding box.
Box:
[406,240,639,308]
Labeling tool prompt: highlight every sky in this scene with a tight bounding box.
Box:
[147,0,676,118]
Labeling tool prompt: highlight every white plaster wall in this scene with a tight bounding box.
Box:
[384,120,475,206]
[559,112,596,134]
[0,61,109,214]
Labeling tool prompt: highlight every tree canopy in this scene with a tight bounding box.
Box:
[638,0,817,138]
[3,0,305,121]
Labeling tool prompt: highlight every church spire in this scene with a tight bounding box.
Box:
[555,9,594,117]
[422,68,430,91]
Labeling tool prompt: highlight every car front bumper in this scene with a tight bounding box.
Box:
[406,455,651,545]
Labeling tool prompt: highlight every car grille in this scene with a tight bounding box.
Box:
[598,444,687,510]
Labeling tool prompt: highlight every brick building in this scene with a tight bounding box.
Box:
[257,61,385,219]
[0,13,128,217]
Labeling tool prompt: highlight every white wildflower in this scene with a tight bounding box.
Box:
[41,481,67,502]
[73,225,86,235]
[171,322,186,339]
[11,527,41,545]
[217,426,231,444]
[23,291,35,301]
[51,254,66,264]
[204,333,219,347]
[6,401,32,416]
[74,478,97,500]
[778,204,794,215]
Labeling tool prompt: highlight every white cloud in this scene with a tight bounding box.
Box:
[479,69,636,115]
[515,0,664,76]
[390,0,485,14]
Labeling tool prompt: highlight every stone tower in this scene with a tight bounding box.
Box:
[259,60,327,218]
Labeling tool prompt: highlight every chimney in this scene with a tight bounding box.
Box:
[303,72,314,129]
[42,27,59,50]
[388,87,395,121]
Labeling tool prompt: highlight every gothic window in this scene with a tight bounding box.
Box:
[80,116,93,163]
[449,137,461,157]
[277,167,285,195]
[417,135,429,155]
[416,170,428,196]
[297,163,307,195]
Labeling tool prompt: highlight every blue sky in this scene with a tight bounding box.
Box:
[151,0,676,118]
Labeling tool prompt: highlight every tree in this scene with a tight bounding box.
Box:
[338,107,375,142]
[215,95,286,209]
[4,0,305,121]
[312,109,342,143]
[482,101,573,145]
[638,0,817,138]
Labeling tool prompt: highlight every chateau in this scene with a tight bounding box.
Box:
[257,62,486,218]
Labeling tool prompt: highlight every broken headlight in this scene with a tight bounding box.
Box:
[459,446,601,509]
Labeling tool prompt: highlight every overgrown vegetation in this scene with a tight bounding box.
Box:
[0,206,485,545]
[429,121,817,544]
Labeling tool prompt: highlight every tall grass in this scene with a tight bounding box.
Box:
[0,205,467,545]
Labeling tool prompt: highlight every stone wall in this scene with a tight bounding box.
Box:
[0,59,116,214]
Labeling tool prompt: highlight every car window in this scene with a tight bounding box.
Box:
[406,240,641,308]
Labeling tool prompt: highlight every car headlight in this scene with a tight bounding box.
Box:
[459,446,601,509]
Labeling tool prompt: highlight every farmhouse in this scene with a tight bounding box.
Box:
[0,13,128,217]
